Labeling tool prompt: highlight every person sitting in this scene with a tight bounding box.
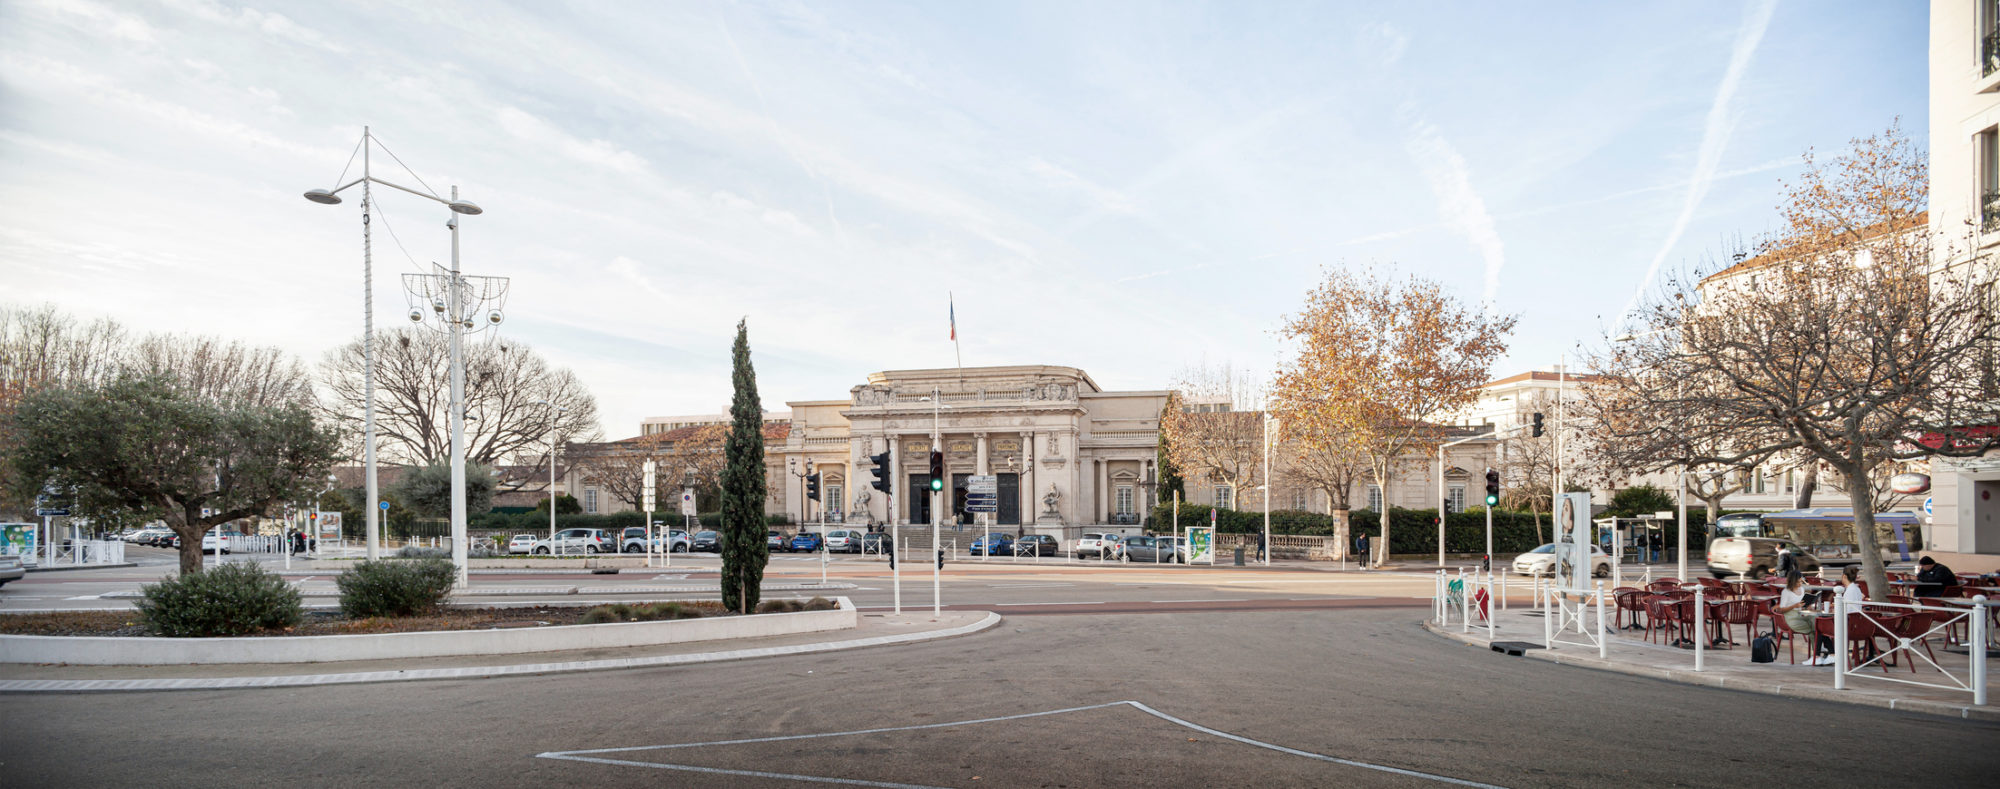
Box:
[1913,556,1957,597]
[1775,569,1835,666]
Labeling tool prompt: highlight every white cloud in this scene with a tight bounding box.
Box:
[1404,117,1507,311]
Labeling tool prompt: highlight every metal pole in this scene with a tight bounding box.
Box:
[892,489,901,615]
[1262,412,1270,566]
[1595,580,1608,659]
[932,390,941,619]
[1436,446,1444,567]
[1486,569,1495,641]
[1460,567,1470,633]
[1543,581,1554,649]
[1677,465,1689,582]
[1173,490,1180,566]
[1971,596,1988,707]
[1694,585,1705,671]
[1834,594,1847,690]
[361,128,381,562]
[1484,505,1493,576]
[446,186,468,588]
[548,418,557,560]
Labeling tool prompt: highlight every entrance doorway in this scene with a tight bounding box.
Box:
[908,474,933,524]
[998,473,1020,526]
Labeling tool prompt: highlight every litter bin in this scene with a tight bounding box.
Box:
[1233,546,1245,566]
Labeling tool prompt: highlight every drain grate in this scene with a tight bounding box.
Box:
[1489,641,1543,656]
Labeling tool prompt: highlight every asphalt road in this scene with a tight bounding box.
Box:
[4,601,1995,787]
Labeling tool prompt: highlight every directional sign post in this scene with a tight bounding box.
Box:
[964,475,998,513]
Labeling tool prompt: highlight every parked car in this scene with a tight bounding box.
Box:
[768,529,789,552]
[1512,542,1612,578]
[621,527,691,553]
[201,529,245,555]
[1073,532,1123,559]
[1119,535,1177,563]
[507,534,539,554]
[790,532,824,552]
[968,532,1014,556]
[0,553,22,586]
[861,532,893,554]
[533,528,614,555]
[692,530,721,552]
[824,529,865,553]
[1707,536,1821,579]
[1013,534,1059,557]
[130,527,173,546]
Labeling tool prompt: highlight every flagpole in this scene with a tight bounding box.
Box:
[951,291,962,382]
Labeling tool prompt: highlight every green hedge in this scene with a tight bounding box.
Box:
[1148,503,1718,555]
[468,510,790,534]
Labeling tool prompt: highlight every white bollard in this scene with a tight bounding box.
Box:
[1460,568,1471,633]
[1834,594,1847,690]
[1595,581,1608,659]
[1967,596,1986,707]
[1486,570,1496,642]
[1499,570,1508,611]
[1544,583,1555,650]
[1694,585,1705,672]
[1435,570,1446,624]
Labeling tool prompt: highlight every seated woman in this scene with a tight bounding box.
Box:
[1774,570,1835,666]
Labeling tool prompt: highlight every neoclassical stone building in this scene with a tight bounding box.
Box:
[773,365,1168,534]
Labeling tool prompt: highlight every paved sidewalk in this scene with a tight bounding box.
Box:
[1426,602,1996,721]
[0,610,997,692]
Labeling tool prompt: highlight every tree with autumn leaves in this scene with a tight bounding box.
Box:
[1590,124,2000,599]
[1272,269,1516,566]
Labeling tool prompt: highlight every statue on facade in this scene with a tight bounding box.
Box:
[852,489,873,525]
[1042,485,1061,517]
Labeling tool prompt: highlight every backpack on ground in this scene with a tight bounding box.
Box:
[1750,633,1777,664]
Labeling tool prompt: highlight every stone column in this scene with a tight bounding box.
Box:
[1096,457,1109,525]
[976,433,989,475]
[1021,430,1035,526]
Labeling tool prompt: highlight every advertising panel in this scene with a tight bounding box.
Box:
[1186,526,1215,565]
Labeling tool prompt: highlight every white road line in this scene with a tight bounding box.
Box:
[1148,598,1250,603]
[990,601,1103,606]
[985,583,1072,588]
[537,700,1508,789]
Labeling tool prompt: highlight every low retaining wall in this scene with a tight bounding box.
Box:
[0,597,857,666]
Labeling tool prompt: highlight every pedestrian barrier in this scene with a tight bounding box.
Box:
[1543,580,1610,659]
[1832,595,1990,706]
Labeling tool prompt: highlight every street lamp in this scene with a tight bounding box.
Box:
[538,400,566,559]
[304,127,483,563]
[399,186,503,589]
[1261,410,1272,567]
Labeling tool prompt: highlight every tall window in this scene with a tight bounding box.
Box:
[1116,486,1134,515]
[1367,486,1383,512]
[827,484,843,515]
[1291,490,1309,510]
[1983,129,2000,231]
[1215,485,1234,510]
[584,488,600,514]
[1448,486,1466,512]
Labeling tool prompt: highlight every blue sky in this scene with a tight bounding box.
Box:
[0,0,1926,439]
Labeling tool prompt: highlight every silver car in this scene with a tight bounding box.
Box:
[0,553,23,587]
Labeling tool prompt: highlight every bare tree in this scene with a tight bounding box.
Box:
[569,425,728,513]
[1595,124,2000,600]
[1160,363,1267,508]
[1273,267,1516,566]
[318,328,601,472]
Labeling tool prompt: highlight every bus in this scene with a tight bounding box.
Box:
[1707,508,1921,565]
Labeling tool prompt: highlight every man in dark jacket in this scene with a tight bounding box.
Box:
[1775,545,1797,578]
[1914,556,1958,597]
[1356,532,1371,569]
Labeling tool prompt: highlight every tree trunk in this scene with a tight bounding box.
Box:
[167,503,205,575]
[1793,463,1818,509]
[1370,469,1391,567]
[1841,462,1888,603]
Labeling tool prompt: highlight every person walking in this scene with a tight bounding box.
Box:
[1356,531,1371,569]
[1255,531,1267,563]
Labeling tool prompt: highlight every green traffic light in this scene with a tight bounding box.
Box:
[930,478,944,492]
[1484,494,1499,507]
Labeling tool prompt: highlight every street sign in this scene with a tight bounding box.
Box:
[379,500,391,511]
[963,475,999,513]
[642,460,658,512]
[34,507,69,517]
[680,489,696,516]
[1924,496,1934,516]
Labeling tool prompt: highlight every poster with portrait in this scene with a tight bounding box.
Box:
[1554,491,1592,591]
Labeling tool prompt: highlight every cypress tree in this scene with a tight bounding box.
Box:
[719,319,769,613]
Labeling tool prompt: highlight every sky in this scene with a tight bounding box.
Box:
[0,0,1927,440]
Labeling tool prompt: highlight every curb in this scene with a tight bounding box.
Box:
[0,612,1002,693]
[27,563,138,573]
[96,581,858,600]
[1421,621,1998,722]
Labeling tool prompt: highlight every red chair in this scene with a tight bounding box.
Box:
[1644,597,1677,645]
[1614,589,1647,630]
[1918,598,1970,645]
[1715,600,1759,646]
[1814,613,1883,672]
[1696,577,1730,597]
[1874,611,1941,673]
[1647,580,1681,594]
[1768,609,1805,664]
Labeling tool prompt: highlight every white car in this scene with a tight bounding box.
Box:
[507,534,539,554]
[620,527,690,553]
[1073,532,1124,559]
[533,528,614,555]
[1512,542,1612,578]
[201,530,244,555]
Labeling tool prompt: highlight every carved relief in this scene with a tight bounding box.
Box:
[947,440,975,454]
[903,441,930,454]
[994,439,1022,453]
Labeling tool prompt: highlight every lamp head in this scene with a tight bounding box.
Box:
[407,308,424,323]
[303,189,342,205]
[447,200,483,216]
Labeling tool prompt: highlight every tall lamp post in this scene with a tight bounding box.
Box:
[538,401,566,558]
[399,186,504,588]
[305,128,483,562]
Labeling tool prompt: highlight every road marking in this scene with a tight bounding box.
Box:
[985,583,1072,588]
[1149,598,1250,603]
[537,700,1508,789]
[990,601,1103,606]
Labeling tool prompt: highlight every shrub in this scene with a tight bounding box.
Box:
[755,596,836,614]
[337,558,457,618]
[579,607,622,624]
[136,562,303,637]
[396,546,449,559]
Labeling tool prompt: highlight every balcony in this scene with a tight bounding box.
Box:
[1988,29,2000,77]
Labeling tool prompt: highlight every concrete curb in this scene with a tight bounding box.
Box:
[1421,621,1998,722]
[96,581,857,599]
[1,598,861,665]
[26,563,138,573]
[0,611,1002,693]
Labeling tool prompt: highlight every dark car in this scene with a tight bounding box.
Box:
[1012,534,1059,557]
[862,532,893,554]
[691,530,721,552]
[789,532,823,552]
[768,529,789,552]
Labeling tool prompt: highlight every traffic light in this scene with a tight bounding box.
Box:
[928,450,945,492]
[870,452,892,495]
[807,473,821,501]
[1531,412,1545,438]
[1484,468,1501,507]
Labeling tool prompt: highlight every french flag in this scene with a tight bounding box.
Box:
[949,294,956,341]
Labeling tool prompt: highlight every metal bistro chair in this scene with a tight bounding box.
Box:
[1646,580,1682,594]
[1614,588,1646,630]
[1872,610,1941,673]
[1715,600,1759,647]
[1815,612,1884,672]
[1644,596,1677,645]
[1767,607,1807,664]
